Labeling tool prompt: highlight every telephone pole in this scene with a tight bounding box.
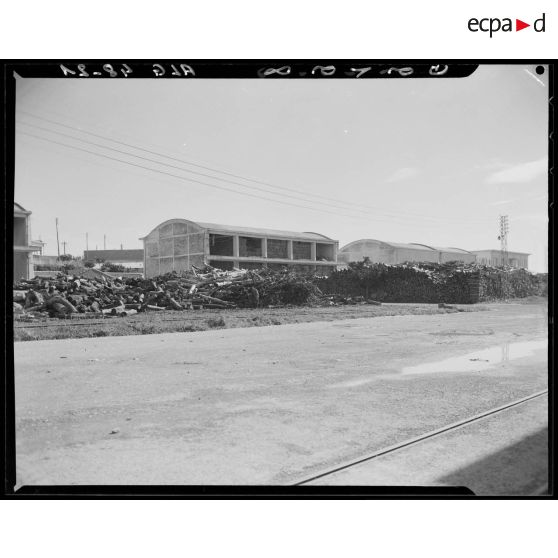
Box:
[62,241,68,255]
[499,215,509,266]
[55,217,60,260]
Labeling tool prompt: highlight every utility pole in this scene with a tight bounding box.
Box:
[86,232,89,252]
[104,234,106,250]
[120,243,123,250]
[55,217,60,260]
[498,215,509,266]
[62,241,67,255]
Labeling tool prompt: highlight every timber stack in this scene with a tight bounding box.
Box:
[14,265,372,319]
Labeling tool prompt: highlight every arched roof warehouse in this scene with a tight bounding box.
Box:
[140,219,333,242]
[140,218,338,278]
[338,238,476,266]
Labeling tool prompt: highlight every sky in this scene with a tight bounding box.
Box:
[14,64,549,271]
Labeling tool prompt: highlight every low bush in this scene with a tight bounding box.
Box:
[100,262,127,273]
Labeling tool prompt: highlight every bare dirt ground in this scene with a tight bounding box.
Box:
[14,299,547,492]
[13,302,487,342]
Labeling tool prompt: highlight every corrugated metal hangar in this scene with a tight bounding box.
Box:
[337,239,477,266]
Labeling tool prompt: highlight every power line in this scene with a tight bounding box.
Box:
[19,110,489,225]
[19,130,490,234]
[19,130,395,223]
[19,110,406,216]
[19,119,405,220]
[18,118,463,225]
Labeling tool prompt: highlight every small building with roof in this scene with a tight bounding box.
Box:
[337,239,476,267]
[471,249,529,269]
[83,249,144,270]
[140,218,339,278]
[14,203,37,282]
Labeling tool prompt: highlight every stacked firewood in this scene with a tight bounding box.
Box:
[13,265,341,319]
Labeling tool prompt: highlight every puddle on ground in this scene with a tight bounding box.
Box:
[332,378,379,388]
[402,339,547,375]
[330,339,547,388]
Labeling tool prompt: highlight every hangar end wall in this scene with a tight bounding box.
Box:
[143,220,207,277]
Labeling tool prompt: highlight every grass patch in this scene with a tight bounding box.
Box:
[17,330,37,342]
[207,316,226,329]
[14,302,494,342]
[175,324,202,333]
[92,330,108,337]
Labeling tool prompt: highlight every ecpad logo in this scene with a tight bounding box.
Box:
[468,13,545,37]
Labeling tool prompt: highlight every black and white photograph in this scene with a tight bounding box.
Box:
[8,62,551,495]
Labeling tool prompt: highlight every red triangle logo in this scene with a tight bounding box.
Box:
[516,19,530,31]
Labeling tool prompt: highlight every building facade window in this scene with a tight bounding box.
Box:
[292,241,311,260]
[267,238,289,259]
[316,243,334,261]
[209,234,234,256]
[239,236,263,257]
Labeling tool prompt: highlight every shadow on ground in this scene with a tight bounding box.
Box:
[436,427,548,496]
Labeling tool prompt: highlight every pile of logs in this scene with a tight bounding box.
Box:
[13,265,344,319]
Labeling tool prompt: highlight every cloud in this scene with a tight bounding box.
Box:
[485,158,547,184]
[386,167,420,183]
[488,199,518,206]
[488,193,547,206]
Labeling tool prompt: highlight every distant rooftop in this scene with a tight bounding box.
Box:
[470,249,531,255]
[342,239,436,252]
[14,202,31,215]
[388,242,436,252]
[431,246,474,255]
[340,239,474,254]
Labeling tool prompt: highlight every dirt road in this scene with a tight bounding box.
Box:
[14,301,547,492]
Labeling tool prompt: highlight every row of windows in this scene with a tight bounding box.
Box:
[147,232,336,261]
[208,234,335,261]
